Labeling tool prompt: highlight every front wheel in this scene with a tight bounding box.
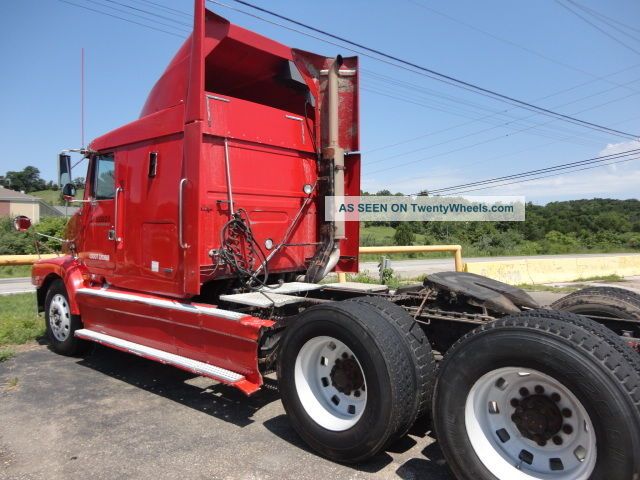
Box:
[433,310,640,480]
[44,279,90,356]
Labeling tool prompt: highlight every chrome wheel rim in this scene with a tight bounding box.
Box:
[465,367,596,479]
[294,335,367,431]
[49,294,71,342]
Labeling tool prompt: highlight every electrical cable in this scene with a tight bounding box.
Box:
[424,148,640,194]
[406,0,640,93]
[556,0,640,56]
[363,67,640,158]
[56,0,188,37]
[364,88,640,176]
[439,155,640,195]
[215,0,638,139]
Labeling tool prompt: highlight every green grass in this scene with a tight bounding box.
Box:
[516,284,580,293]
[0,293,44,347]
[0,349,15,363]
[31,188,85,206]
[0,265,32,278]
[359,226,640,261]
[572,274,624,283]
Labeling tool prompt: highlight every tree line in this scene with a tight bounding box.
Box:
[363,195,640,256]
[1,166,84,194]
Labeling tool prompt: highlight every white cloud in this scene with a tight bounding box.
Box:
[598,139,640,157]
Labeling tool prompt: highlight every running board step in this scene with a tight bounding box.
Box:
[75,329,247,386]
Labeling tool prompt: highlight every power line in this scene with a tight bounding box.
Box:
[568,0,640,35]
[420,112,640,183]
[57,0,188,38]
[425,148,640,194]
[84,0,190,32]
[365,88,640,176]
[556,0,640,56]
[406,0,640,94]
[209,0,640,152]
[362,73,640,166]
[129,0,191,19]
[97,0,191,27]
[365,62,640,154]
[566,0,640,42]
[360,83,602,148]
[218,0,638,139]
[438,155,640,196]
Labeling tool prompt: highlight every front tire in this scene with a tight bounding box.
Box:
[433,310,640,480]
[44,279,90,356]
[277,301,415,463]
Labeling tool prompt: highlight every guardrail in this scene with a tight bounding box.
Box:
[0,254,60,266]
[1,245,464,281]
[337,244,464,282]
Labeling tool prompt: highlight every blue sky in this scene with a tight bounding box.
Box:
[1,0,639,202]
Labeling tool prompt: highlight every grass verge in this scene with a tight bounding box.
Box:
[0,265,32,279]
[0,349,15,363]
[572,274,624,283]
[0,293,44,362]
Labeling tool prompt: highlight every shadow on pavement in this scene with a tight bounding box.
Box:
[76,345,280,428]
[264,414,454,477]
[263,414,396,473]
[395,441,454,479]
[75,344,454,478]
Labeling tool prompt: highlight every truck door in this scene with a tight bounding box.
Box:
[81,153,117,271]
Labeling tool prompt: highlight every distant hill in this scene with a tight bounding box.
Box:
[362,198,640,257]
[31,189,85,206]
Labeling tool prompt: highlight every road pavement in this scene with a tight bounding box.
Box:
[361,253,640,279]
[4,253,639,296]
[0,277,34,296]
[0,346,453,480]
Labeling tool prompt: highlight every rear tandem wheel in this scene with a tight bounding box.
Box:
[277,300,417,463]
[433,309,640,480]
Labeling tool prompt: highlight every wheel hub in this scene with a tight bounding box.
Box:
[511,392,564,444]
[49,294,71,342]
[330,353,365,396]
[294,336,368,431]
[465,367,596,479]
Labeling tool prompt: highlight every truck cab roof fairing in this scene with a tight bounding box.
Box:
[139,10,310,119]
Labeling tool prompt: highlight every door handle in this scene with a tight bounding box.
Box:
[107,229,116,241]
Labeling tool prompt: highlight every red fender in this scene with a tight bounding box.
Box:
[32,256,88,315]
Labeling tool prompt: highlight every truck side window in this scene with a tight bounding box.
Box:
[93,154,115,200]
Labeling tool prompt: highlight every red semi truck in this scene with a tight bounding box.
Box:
[25,1,640,478]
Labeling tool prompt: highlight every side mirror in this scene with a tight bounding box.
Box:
[58,153,72,188]
[13,215,32,232]
[62,183,77,201]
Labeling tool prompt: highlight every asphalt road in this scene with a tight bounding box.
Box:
[361,253,640,279]
[0,277,34,296]
[4,253,640,296]
[0,345,453,480]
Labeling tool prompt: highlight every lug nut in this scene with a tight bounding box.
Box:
[534,385,545,394]
[510,398,520,407]
[342,352,348,359]
[552,436,563,445]
[354,390,360,398]
[563,424,573,435]
[562,408,572,418]
[551,393,561,402]
[519,387,530,397]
